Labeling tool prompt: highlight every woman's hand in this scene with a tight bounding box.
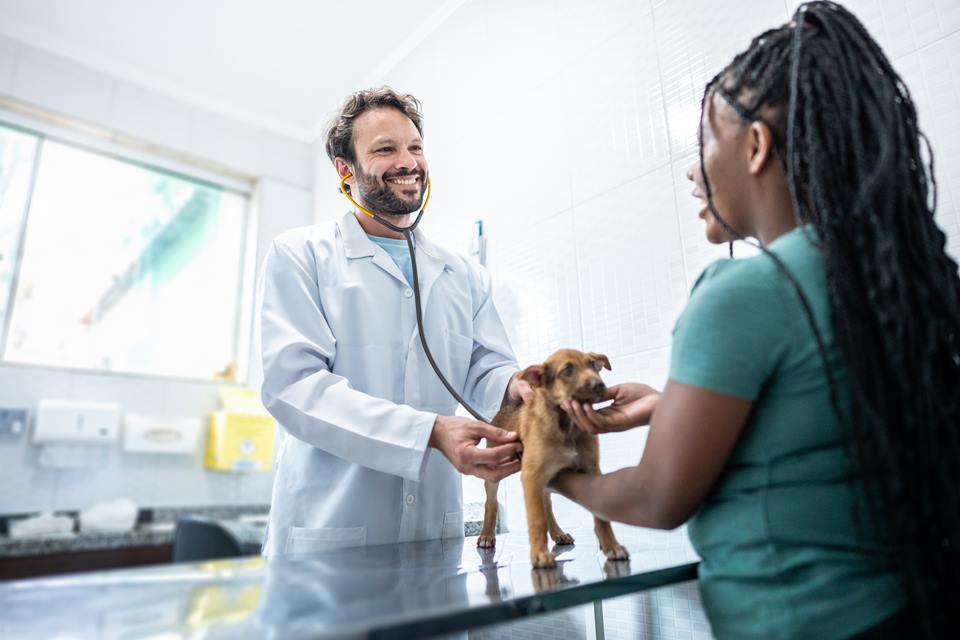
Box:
[563,383,661,434]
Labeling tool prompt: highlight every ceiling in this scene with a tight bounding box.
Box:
[0,0,462,141]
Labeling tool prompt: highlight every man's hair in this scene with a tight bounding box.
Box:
[324,87,424,164]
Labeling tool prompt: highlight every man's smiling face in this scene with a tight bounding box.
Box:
[349,107,428,216]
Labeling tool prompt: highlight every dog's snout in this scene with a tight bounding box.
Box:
[590,379,606,395]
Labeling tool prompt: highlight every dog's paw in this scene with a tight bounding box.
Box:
[476,535,496,549]
[603,544,630,561]
[531,549,557,569]
[552,532,575,545]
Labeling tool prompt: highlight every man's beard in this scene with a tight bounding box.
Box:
[353,165,426,216]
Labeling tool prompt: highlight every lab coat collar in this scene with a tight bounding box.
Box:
[337,211,456,274]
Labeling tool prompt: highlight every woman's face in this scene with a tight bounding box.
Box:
[687,90,752,245]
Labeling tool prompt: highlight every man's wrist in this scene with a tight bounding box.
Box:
[429,415,445,449]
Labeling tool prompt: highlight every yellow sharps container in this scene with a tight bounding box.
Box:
[205,388,275,472]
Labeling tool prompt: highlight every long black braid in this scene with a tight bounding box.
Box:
[697,2,960,636]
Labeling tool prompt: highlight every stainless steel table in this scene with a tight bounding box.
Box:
[0,529,699,639]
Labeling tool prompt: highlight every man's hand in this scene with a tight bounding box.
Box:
[430,416,523,482]
[504,373,534,405]
[562,383,661,434]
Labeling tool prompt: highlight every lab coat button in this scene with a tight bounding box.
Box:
[405,494,415,506]
[403,287,413,298]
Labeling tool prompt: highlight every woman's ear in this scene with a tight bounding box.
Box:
[747,121,776,176]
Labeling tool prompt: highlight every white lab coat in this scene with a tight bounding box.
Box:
[259,211,518,556]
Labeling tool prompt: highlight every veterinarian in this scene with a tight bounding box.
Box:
[258,87,531,556]
[553,3,959,639]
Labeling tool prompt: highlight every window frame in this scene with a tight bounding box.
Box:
[0,104,260,385]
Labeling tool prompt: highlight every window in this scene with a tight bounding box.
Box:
[0,125,38,328]
[0,121,253,382]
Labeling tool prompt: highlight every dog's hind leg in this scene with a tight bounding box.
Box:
[594,516,629,561]
[544,493,574,545]
[579,439,629,561]
[477,479,499,548]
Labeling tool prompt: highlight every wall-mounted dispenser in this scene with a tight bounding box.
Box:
[34,400,120,444]
[33,400,121,469]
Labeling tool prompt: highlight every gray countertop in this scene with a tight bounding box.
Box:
[0,503,498,557]
[0,505,269,557]
[0,527,699,639]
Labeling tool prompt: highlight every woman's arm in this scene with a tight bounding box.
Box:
[555,380,752,529]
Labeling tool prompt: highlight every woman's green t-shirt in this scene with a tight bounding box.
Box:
[670,226,905,639]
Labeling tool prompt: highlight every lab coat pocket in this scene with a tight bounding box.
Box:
[284,525,367,554]
[441,510,464,539]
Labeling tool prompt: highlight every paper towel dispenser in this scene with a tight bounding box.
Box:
[34,400,121,444]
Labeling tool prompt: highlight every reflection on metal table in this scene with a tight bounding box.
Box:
[0,529,700,639]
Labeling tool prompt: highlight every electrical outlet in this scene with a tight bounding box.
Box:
[0,408,28,439]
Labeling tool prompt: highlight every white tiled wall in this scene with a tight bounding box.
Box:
[0,34,314,515]
[378,0,960,637]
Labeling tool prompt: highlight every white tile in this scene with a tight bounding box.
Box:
[475,79,573,225]
[656,0,791,160]
[573,165,687,359]
[611,346,672,390]
[148,466,241,508]
[483,0,569,85]
[0,364,74,406]
[669,153,732,288]
[382,0,494,107]
[564,15,671,203]
[786,0,955,59]
[0,440,58,514]
[11,46,115,126]
[907,0,948,48]
[162,378,221,416]
[895,34,960,263]
[936,0,960,35]
[50,451,146,511]
[488,209,583,366]
[554,0,653,60]
[68,373,168,416]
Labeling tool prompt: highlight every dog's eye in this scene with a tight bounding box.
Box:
[589,360,599,371]
[562,363,574,377]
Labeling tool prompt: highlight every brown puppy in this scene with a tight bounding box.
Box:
[478,349,630,569]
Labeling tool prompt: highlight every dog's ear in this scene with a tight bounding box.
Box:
[588,353,611,371]
[518,364,544,387]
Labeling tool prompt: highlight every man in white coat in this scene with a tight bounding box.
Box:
[259,87,530,555]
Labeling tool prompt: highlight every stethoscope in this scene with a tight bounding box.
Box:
[339,171,489,422]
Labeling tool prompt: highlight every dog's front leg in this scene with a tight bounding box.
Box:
[522,458,556,568]
[477,479,499,548]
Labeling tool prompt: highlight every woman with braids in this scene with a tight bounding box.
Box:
[553,2,960,638]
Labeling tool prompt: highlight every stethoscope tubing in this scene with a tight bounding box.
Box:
[339,172,490,422]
